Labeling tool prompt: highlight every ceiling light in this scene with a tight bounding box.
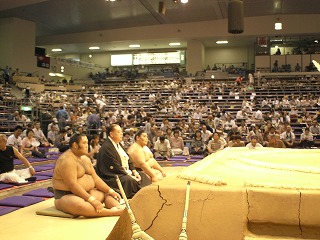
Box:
[270,38,282,42]
[52,48,62,52]
[129,44,140,48]
[216,41,228,44]
[181,0,188,3]
[275,18,282,30]
[169,42,181,46]
[89,46,100,50]
[275,22,282,30]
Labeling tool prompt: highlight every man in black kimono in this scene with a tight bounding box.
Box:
[96,124,151,199]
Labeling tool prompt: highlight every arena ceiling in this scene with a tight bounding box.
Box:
[0,0,319,54]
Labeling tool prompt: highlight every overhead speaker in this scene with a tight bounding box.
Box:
[158,1,166,15]
[228,0,244,34]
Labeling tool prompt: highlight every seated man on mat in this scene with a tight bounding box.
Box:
[52,133,124,217]
[128,130,166,182]
[7,125,31,158]
[0,134,36,183]
[153,135,172,160]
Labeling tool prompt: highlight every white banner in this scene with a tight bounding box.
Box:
[55,58,95,69]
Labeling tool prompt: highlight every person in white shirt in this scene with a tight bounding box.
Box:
[299,128,314,148]
[280,125,296,148]
[7,125,23,150]
[201,124,213,143]
[47,125,58,146]
[47,118,60,134]
[193,109,203,121]
[279,111,291,124]
[236,109,247,119]
[96,98,106,114]
[248,73,254,85]
[33,121,50,147]
[139,107,147,119]
[149,93,156,101]
[154,136,171,160]
[253,109,263,120]
[223,115,236,133]
[256,70,261,86]
[261,98,269,108]
[113,107,123,118]
[246,136,263,149]
[7,125,32,157]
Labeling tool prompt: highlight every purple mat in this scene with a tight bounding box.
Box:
[31,157,51,162]
[0,196,44,207]
[0,183,15,190]
[36,171,53,177]
[168,157,188,161]
[41,163,56,169]
[41,163,55,168]
[46,155,59,160]
[23,188,54,198]
[34,165,54,172]
[34,175,51,180]
[191,155,204,159]
[172,163,192,167]
[0,181,31,186]
[0,206,21,216]
[170,156,188,159]
[186,159,199,162]
[46,152,61,155]
[14,159,22,165]
[16,156,55,164]
[28,158,41,163]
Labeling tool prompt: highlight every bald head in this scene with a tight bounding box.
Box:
[0,134,7,150]
[0,134,7,141]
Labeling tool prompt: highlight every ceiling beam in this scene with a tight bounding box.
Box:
[0,0,48,11]
[210,0,224,19]
[138,0,169,24]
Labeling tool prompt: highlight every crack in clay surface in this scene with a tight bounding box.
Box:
[297,191,303,236]
[246,189,306,239]
[199,192,214,223]
[145,185,169,231]
[246,189,250,224]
